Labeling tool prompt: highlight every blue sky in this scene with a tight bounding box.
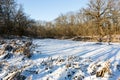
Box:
[17,0,88,21]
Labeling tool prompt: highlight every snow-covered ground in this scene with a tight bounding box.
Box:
[0,39,120,80]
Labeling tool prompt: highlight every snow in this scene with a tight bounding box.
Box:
[0,39,120,80]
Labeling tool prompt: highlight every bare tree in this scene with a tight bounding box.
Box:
[83,0,113,42]
[0,0,17,35]
[0,2,4,34]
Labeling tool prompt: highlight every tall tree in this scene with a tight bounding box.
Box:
[0,2,4,34]
[84,0,112,42]
[0,0,17,34]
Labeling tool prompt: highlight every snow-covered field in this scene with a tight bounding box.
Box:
[0,39,120,80]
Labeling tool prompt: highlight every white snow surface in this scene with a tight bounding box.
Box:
[1,39,120,80]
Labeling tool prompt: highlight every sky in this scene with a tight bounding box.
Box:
[17,0,88,21]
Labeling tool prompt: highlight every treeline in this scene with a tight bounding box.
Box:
[0,0,120,41]
[35,0,120,40]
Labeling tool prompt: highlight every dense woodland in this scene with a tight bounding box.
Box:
[0,0,120,42]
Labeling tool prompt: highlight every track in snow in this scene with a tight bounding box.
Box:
[33,39,120,61]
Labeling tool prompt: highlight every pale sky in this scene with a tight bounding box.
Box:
[17,0,88,21]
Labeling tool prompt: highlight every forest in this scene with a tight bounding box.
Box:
[0,0,120,42]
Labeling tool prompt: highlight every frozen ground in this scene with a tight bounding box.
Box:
[0,39,120,80]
